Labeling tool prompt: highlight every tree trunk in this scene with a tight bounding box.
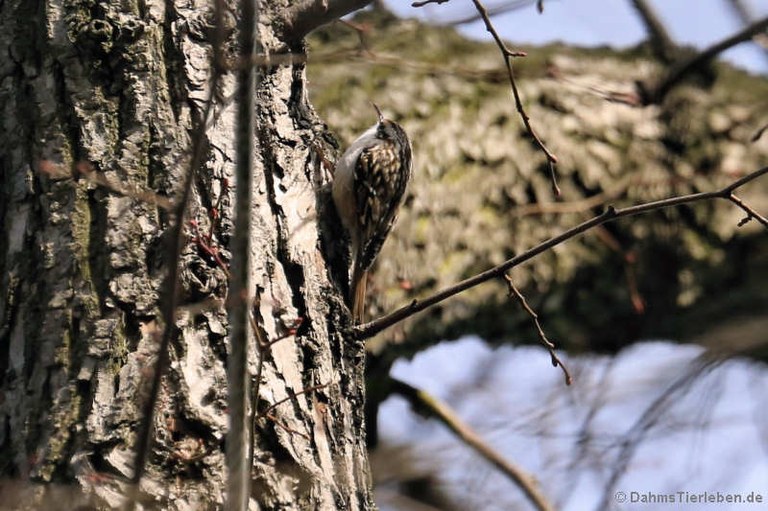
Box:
[0,1,371,509]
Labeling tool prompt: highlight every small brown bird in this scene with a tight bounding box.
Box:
[332,104,413,323]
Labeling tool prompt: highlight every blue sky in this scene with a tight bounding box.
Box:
[379,339,768,511]
[393,0,768,74]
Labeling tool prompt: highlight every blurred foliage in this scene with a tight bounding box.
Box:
[308,7,768,362]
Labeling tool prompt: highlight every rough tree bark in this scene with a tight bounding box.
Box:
[0,0,372,509]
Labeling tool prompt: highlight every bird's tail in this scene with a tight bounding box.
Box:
[351,265,368,324]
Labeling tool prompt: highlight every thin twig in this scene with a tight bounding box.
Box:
[338,18,374,54]
[597,353,722,511]
[411,0,450,7]
[353,166,768,341]
[246,296,267,481]
[36,160,175,211]
[281,0,373,41]
[256,383,329,420]
[546,161,560,196]
[422,0,536,26]
[512,175,633,216]
[468,0,558,192]
[191,221,232,279]
[504,274,572,385]
[390,377,555,511]
[130,3,227,493]
[591,227,645,314]
[752,121,768,142]
[729,192,768,228]
[264,412,310,440]
[77,162,174,210]
[231,47,518,85]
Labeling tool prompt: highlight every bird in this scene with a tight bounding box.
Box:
[332,104,413,323]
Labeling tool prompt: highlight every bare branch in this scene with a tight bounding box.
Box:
[412,0,450,7]
[628,0,677,63]
[353,166,768,340]
[390,377,556,511]
[226,0,259,506]
[647,15,768,103]
[282,0,373,41]
[726,0,768,59]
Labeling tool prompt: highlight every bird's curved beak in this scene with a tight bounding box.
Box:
[371,102,385,124]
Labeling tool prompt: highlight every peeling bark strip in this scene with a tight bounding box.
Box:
[0,1,374,509]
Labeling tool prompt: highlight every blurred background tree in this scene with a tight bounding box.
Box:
[307,2,768,509]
